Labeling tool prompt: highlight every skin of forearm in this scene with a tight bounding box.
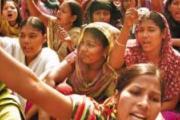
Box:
[109,25,132,70]
[172,38,180,47]
[0,47,72,119]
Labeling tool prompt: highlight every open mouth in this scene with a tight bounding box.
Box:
[130,113,147,120]
[7,13,13,18]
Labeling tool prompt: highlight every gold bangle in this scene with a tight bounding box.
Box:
[115,40,125,47]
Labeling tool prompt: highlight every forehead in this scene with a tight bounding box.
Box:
[138,19,159,28]
[3,1,15,6]
[20,24,41,33]
[81,30,102,43]
[83,30,98,40]
[127,75,161,93]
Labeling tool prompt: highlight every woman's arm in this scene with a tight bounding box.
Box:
[162,95,179,111]
[108,8,138,70]
[0,47,72,119]
[43,53,75,86]
[172,38,180,47]
[27,0,56,26]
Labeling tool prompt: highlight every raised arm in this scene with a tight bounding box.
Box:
[108,8,138,70]
[0,47,72,120]
[27,0,56,26]
[172,38,180,47]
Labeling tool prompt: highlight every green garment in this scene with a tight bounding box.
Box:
[0,82,24,120]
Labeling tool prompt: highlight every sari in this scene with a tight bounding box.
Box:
[124,12,180,119]
[66,22,120,102]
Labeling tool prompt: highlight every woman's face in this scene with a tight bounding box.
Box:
[2,1,18,23]
[19,24,46,63]
[136,19,164,54]
[117,74,161,120]
[56,2,76,27]
[78,31,106,64]
[92,9,111,23]
[168,0,180,22]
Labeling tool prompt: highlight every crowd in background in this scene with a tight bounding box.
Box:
[0,0,179,120]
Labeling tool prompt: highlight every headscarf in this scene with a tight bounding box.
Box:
[70,22,120,101]
[78,22,120,56]
[125,11,180,101]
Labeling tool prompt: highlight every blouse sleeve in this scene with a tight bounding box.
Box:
[70,94,117,120]
[70,95,96,120]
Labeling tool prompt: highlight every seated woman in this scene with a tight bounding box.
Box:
[120,10,180,119]
[43,8,138,102]
[0,16,60,119]
[0,0,22,37]
[0,82,24,120]
[27,0,83,60]
[0,50,163,119]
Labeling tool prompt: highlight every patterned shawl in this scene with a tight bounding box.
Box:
[125,12,180,101]
[69,22,120,101]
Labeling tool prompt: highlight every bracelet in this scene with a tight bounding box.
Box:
[115,40,125,47]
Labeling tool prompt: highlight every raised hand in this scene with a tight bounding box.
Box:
[123,8,138,28]
[54,22,71,42]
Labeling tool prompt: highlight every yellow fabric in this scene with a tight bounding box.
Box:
[78,22,120,56]
[0,83,24,120]
[47,19,81,60]
[0,17,19,37]
[69,22,120,101]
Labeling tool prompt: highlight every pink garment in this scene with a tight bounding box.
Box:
[56,82,73,95]
[162,111,180,120]
[125,12,180,101]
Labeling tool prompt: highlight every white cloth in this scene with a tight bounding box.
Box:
[0,36,60,110]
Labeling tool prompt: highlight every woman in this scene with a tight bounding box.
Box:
[27,0,83,60]
[0,17,60,119]
[123,11,180,117]
[85,0,122,28]
[43,8,138,102]
[0,16,59,77]
[164,0,180,52]
[0,0,22,37]
[0,49,163,119]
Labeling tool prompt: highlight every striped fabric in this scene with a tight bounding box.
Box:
[70,95,117,120]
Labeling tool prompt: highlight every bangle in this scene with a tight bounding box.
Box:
[115,40,125,47]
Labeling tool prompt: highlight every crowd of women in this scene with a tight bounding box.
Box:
[0,0,179,120]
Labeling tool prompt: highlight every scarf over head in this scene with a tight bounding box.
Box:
[70,22,120,101]
[125,12,180,101]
